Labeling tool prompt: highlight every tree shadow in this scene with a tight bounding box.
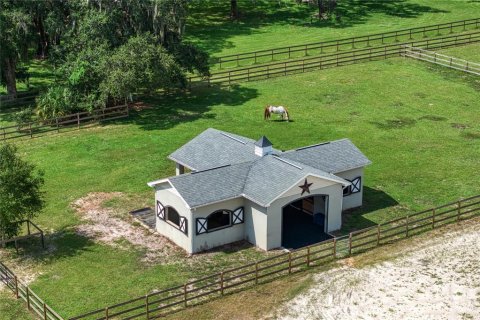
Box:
[5,230,96,264]
[186,0,449,55]
[340,186,400,233]
[112,85,259,131]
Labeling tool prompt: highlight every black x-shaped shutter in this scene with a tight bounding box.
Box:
[156,201,165,220]
[196,218,207,235]
[232,207,244,225]
[350,177,361,193]
[179,216,188,235]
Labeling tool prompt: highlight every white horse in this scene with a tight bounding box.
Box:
[264,105,290,121]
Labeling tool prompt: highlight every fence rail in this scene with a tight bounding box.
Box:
[190,31,480,87]
[69,194,480,320]
[403,45,480,75]
[1,220,45,253]
[0,262,64,320]
[0,104,129,142]
[211,17,480,69]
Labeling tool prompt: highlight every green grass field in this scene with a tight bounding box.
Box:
[1,1,480,319]
[186,0,480,56]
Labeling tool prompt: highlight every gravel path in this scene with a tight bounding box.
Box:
[278,223,480,320]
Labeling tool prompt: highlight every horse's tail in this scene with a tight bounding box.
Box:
[264,105,270,120]
[284,106,290,121]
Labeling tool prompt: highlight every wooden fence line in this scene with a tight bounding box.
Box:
[0,104,129,142]
[189,31,480,87]
[211,17,480,69]
[67,194,480,320]
[0,262,64,320]
[403,45,480,75]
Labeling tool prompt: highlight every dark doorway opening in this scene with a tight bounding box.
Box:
[281,196,331,249]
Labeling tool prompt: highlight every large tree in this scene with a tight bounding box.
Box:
[0,1,32,96]
[0,144,44,240]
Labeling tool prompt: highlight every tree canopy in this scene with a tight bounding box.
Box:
[0,143,45,239]
[1,0,210,118]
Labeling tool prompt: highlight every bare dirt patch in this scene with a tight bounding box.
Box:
[73,192,184,263]
[277,221,480,320]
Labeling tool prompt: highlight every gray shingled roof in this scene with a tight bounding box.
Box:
[167,155,348,209]
[281,139,372,173]
[152,129,371,208]
[168,128,278,171]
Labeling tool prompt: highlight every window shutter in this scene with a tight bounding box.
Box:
[179,217,188,235]
[232,207,244,225]
[156,201,165,220]
[350,177,362,193]
[196,218,207,235]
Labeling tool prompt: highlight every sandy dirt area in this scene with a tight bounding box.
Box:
[73,192,182,263]
[277,222,480,320]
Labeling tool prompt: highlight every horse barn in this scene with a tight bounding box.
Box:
[147,128,371,253]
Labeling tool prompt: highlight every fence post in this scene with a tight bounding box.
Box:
[26,287,30,310]
[77,113,80,129]
[43,303,47,320]
[105,307,109,320]
[220,272,224,295]
[41,231,45,249]
[333,238,337,259]
[56,117,59,133]
[184,284,187,307]
[348,233,352,255]
[288,252,292,274]
[405,215,409,237]
[307,247,310,267]
[457,201,462,222]
[29,123,33,138]
[14,276,19,299]
[432,208,436,229]
[145,294,150,319]
[377,224,381,246]
[255,262,259,285]
[27,221,31,235]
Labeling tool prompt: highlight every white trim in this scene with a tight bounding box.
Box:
[265,174,349,207]
[147,178,170,188]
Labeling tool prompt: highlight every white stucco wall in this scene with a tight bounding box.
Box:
[266,176,344,250]
[155,184,193,253]
[191,198,246,253]
[244,199,268,250]
[335,167,365,210]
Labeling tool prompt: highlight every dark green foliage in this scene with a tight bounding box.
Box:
[0,144,44,239]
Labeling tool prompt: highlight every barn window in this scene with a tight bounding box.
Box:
[166,207,180,227]
[343,185,351,196]
[207,210,232,231]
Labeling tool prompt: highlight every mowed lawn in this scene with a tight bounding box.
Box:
[0,47,479,317]
[186,0,480,56]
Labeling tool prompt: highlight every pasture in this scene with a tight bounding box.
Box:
[1,0,479,318]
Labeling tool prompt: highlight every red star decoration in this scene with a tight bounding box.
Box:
[299,178,313,195]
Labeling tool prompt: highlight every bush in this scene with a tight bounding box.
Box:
[36,86,75,119]
[13,107,34,130]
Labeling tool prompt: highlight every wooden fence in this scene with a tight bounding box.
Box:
[403,45,480,76]
[1,220,45,253]
[0,104,129,142]
[0,91,38,108]
[211,17,480,69]
[68,194,480,320]
[189,31,480,87]
[0,262,64,320]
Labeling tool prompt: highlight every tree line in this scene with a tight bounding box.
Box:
[1,0,210,119]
